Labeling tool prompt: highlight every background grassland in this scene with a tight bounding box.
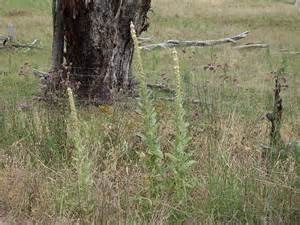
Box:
[0,0,299,224]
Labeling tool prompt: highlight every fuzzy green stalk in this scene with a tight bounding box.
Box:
[167,49,195,219]
[67,88,92,207]
[130,22,163,194]
[172,48,190,156]
[67,88,81,154]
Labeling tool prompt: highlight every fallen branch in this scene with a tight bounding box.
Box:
[147,83,175,94]
[12,39,40,49]
[234,43,269,50]
[0,35,9,45]
[156,97,209,106]
[0,39,40,49]
[33,69,51,80]
[140,31,249,50]
[270,49,300,56]
[138,37,153,44]
[280,51,300,55]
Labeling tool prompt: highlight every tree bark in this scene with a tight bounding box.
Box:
[296,0,300,6]
[51,0,64,71]
[60,0,151,101]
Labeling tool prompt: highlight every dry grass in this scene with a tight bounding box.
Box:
[0,0,299,224]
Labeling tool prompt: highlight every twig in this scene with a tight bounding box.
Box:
[12,39,40,48]
[156,97,209,106]
[147,83,175,94]
[0,35,9,45]
[138,37,153,44]
[33,69,51,80]
[280,51,300,55]
[233,43,269,50]
[0,39,41,49]
[140,31,249,50]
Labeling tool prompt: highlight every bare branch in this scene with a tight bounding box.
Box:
[0,39,41,49]
[233,43,269,50]
[279,49,300,55]
[155,97,209,106]
[114,0,123,21]
[140,31,249,50]
[33,69,51,79]
[0,35,9,43]
[138,37,153,44]
[147,83,175,94]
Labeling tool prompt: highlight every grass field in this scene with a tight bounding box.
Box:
[0,0,299,224]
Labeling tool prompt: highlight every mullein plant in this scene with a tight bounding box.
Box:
[130,22,164,196]
[67,88,93,209]
[166,49,195,218]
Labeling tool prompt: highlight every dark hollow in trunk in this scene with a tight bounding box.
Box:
[57,0,151,102]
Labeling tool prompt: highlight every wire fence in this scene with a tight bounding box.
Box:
[1,64,298,120]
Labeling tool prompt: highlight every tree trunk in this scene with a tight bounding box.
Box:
[296,0,300,6]
[59,0,151,102]
[51,0,64,71]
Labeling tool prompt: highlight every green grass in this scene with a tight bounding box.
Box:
[0,0,299,224]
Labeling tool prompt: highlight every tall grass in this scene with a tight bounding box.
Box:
[0,0,299,224]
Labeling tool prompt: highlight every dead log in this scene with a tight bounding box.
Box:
[140,31,249,50]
